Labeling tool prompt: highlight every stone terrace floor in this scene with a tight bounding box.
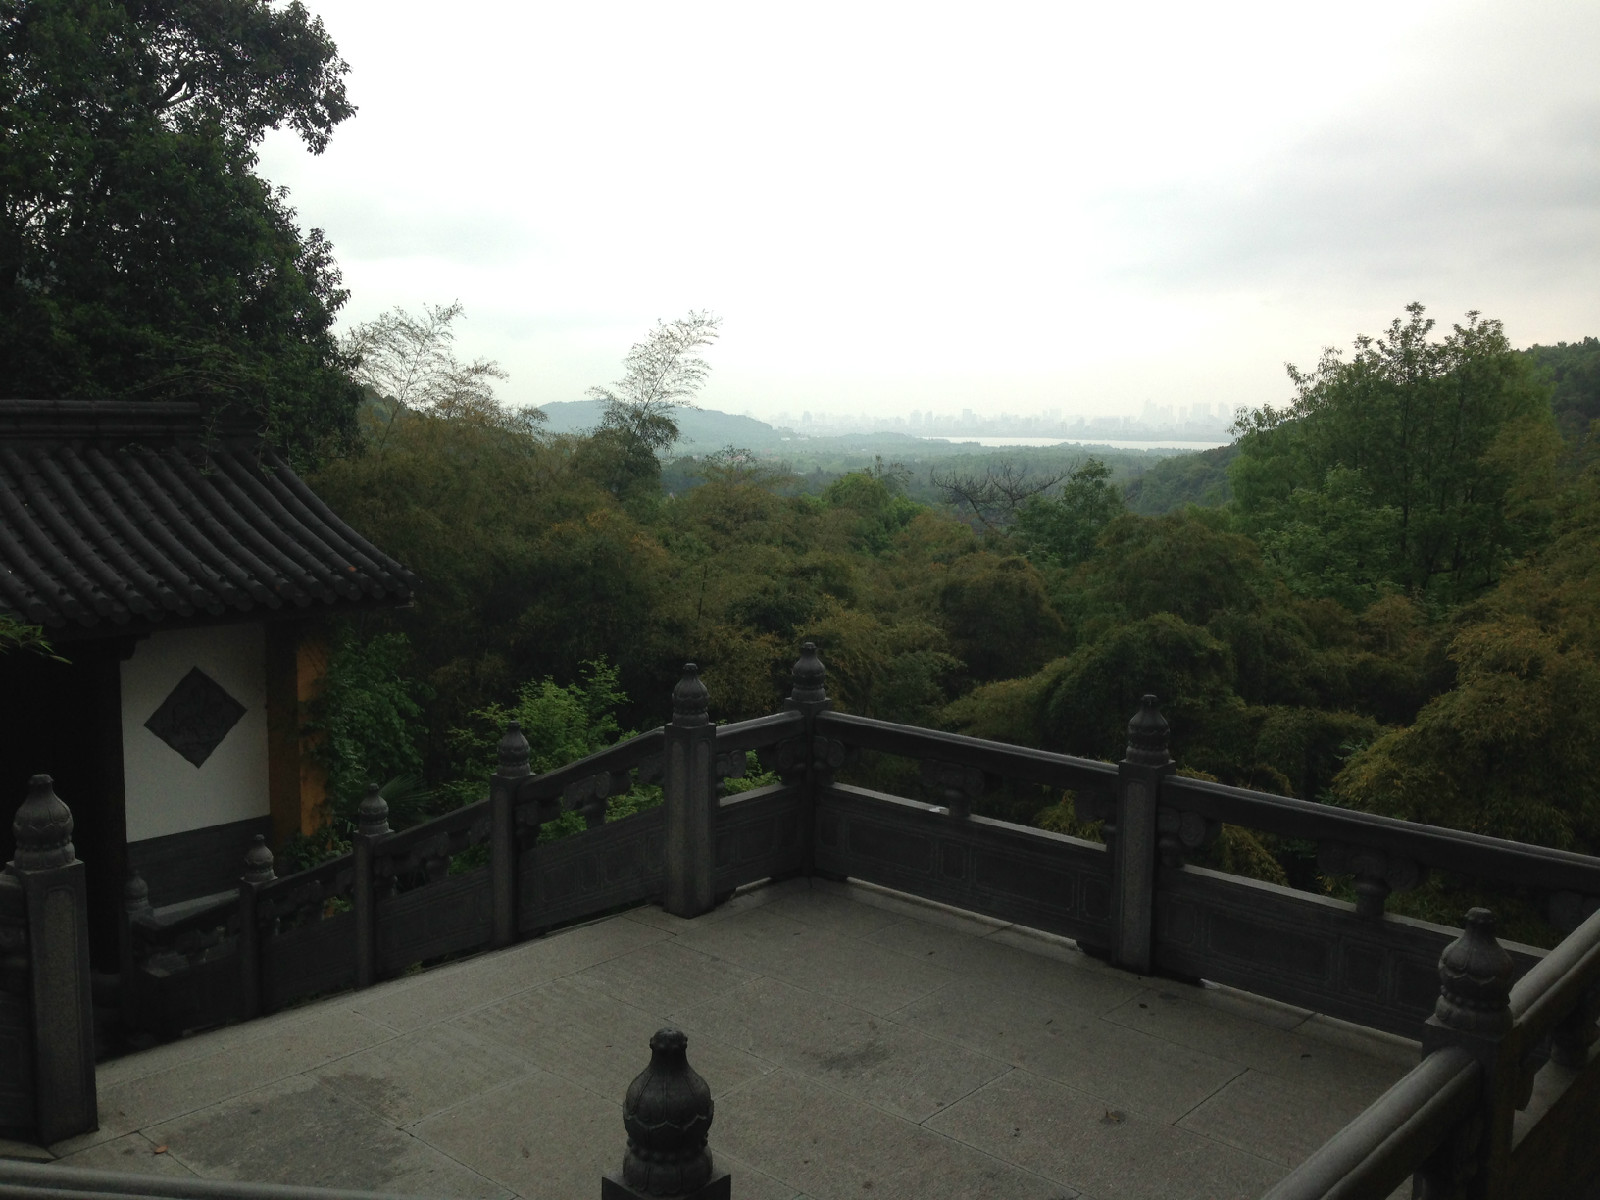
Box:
[34,878,1421,1200]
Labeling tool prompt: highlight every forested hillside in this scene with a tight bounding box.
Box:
[267,305,1594,938]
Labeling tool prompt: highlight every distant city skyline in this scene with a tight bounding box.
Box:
[259,1,1600,425]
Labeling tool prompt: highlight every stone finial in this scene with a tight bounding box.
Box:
[357,783,391,837]
[12,773,75,870]
[1123,695,1171,768]
[620,1028,716,1196]
[497,720,531,778]
[1434,908,1513,1036]
[672,665,710,728]
[789,642,827,705]
[123,870,151,915]
[242,834,277,886]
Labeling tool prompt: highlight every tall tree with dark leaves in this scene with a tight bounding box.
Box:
[0,0,360,461]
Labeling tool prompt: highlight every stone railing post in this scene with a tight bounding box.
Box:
[1111,695,1172,974]
[7,774,97,1144]
[664,666,717,918]
[236,835,276,1020]
[603,1027,730,1200]
[1418,908,1519,1200]
[785,643,831,877]
[353,783,391,989]
[491,721,530,947]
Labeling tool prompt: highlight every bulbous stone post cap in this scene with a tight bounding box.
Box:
[13,773,75,870]
[1434,907,1513,1035]
[620,1027,716,1195]
[124,869,151,913]
[1124,694,1172,768]
[357,782,391,837]
[497,720,531,777]
[242,834,277,886]
[672,665,710,728]
[790,642,827,705]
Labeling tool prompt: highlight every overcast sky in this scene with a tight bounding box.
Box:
[258,0,1600,422]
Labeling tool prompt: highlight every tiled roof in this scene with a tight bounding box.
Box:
[0,400,415,637]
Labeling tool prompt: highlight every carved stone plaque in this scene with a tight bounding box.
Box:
[144,667,246,767]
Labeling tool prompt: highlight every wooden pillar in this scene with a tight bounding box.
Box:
[10,775,97,1144]
[265,622,329,846]
[1111,695,1171,974]
[663,666,717,919]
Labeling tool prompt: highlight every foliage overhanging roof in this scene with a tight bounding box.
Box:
[0,400,414,638]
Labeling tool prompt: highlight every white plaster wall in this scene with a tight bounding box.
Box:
[121,623,270,841]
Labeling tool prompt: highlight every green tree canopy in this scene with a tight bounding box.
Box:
[1,0,360,458]
[1232,305,1558,601]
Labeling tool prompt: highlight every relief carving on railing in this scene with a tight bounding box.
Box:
[1317,841,1426,921]
[564,770,634,829]
[1073,790,1116,843]
[919,759,984,820]
[1155,806,1219,869]
[758,735,846,786]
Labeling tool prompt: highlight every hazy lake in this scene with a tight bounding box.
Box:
[921,436,1229,451]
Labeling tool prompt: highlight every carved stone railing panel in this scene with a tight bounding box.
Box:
[1153,865,1543,1039]
[712,784,805,894]
[260,911,357,1011]
[376,869,493,974]
[518,807,666,934]
[816,783,1112,947]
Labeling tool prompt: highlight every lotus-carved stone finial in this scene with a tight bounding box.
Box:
[12,774,75,870]
[672,665,710,727]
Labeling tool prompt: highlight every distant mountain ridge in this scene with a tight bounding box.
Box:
[535,401,785,447]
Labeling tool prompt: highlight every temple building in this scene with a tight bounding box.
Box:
[0,399,415,964]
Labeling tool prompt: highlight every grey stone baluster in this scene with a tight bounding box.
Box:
[1417,908,1520,1200]
[354,783,390,989]
[664,666,717,918]
[602,1027,730,1200]
[1111,696,1172,974]
[9,774,97,1143]
[491,720,530,948]
[237,835,276,1020]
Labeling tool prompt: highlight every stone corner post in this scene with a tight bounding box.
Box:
[9,774,97,1144]
[353,783,392,989]
[785,643,832,877]
[602,1027,730,1200]
[490,722,530,948]
[664,666,717,919]
[237,834,276,1020]
[1418,908,1520,1200]
[1112,695,1172,974]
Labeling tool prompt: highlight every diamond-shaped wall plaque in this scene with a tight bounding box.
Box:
[145,667,247,768]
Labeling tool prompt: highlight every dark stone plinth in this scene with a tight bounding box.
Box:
[601,1168,730,1200]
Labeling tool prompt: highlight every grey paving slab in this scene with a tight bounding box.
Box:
[411,1070,620,1200]
[713,1151,806,1200]
[457,974,773,1101]
[867,916,1122,988]
[51,1133,197,1178]
[51,1007,396,1155]
[577,938,761,1012]
[895,972,1242,1123]
[713,1069,1077,1200]
[1177,1067,1392,1168]
[927,1066,1283,1200]
[674,975,1010,1122]
[145,1074,489,1194]
[749,885,910,939]
[350,917,669,1032]
[1104,987,1408,1094]
[674,906,959,1015]
[312,1022,536,1126]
